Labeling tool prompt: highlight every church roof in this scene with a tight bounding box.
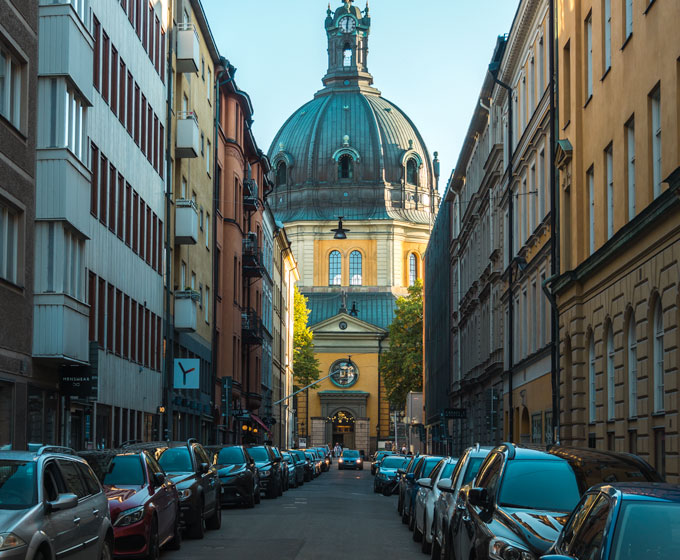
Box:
[304,290,397,330]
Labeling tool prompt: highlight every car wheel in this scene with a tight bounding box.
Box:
[100,539,113,560]
[413,515,423,542]
[409,509,416,532]
[33,552,46,560]
[245,487,255,508]
[147,517,160,560]
[431,532,441,560]
[254,485,261,504]
[187,501,205,539]
[206,495,222,530]
[402,507,409,524]
[398,494,403,515]
[166,507,182,550]
[421,513,432,554]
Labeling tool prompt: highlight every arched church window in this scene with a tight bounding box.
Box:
[349,251,362,286]
[343,43,352,67]
[339,154,354,180]
[409,253,418,286]
[329,251,342,286]
[407,158,418,185]
[276,161,287,187]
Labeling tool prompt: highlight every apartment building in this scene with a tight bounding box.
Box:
[0,0,38,449]
[555,0,680,482]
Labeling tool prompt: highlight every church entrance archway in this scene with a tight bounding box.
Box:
[331,410,355,450]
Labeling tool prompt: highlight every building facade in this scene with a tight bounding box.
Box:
[0,0,38,449]
[555,0,680,482]
[268,1,438,453]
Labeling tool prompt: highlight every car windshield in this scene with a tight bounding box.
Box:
[103,455,144,486]
[157,447,193,473]
[462,457,485,486]
[0,460,37,509]
[422,458,442,478]
[498,460,580,512]
[217,447,246,465]
[248,448,269,462]
[382,457,407,469]
[305,453,314,460]
[441,461,457,479]
[343,450,359,458]
[611,501,680,559]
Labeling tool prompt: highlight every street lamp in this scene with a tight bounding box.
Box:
[331,217,350,239]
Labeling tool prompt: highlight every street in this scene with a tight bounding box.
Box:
[163,467,422,560]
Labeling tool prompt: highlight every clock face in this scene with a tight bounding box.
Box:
[338,16,356,34]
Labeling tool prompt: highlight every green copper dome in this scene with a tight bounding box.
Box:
[267,2,439,224]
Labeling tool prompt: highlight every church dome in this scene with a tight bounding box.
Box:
[268,1,439,224]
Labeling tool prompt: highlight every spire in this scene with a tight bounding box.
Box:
[365,0,369,15]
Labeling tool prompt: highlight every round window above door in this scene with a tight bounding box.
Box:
[329,359,358,388]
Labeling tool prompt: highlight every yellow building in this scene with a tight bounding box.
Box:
[268,2,438,452]
[555,0,680,481]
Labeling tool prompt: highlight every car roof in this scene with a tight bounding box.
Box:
[0,451,40,461]
[592,482,680,502]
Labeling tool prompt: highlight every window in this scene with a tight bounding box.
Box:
[406,158,418,185]
[653,299,664,413]
[627,314,637,418]
[570,496,611,559]
[530,163,536,233]
[539,149,546,217]
[650,87,662,197]
[90,143,99,217]
[606,325,615,421]
[349,251,362,286]
[343,43,352,67]
[0,44,24,129]
[603,0,611,72]
[585,14,593,99]
[339,154,353,180]
[531,413,542,443]
[207,68,211,101]
[529,55,535,111]
[205,213,209,249]
[191,272,196,292]
[93,16,101,91]
[626,118,635,220]
[276,162,287,186]
[180,261,186,290]
[624,0,633,40]
[329,250,341,286]
[0,200,20,285]
[205,287,209,323]
[605,144,614,239]
[538,38,545,93]
[409,253,417,286]
[206,139,211,175]
[588,167,595,255]
[180,177,187,200]
[589,336,596,423]
[102,32,110,104]
[563,40,571,124]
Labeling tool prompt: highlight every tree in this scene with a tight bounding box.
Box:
[380,280,423,409]
[293,286,320,387]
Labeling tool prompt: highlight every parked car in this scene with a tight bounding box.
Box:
[373,455,408,493]
[371,450,394,475]
[247,445,283,498]
[404,456,443,529]
[412,456,458,554]
[313,447,330,471]
[542,482,680,560]
[269,447,289,491]
[304,451,322,477]
[207,445,260,508]
[125,440,221,539]
[0,446,113,560]
[282,453,299,488]
[451,444,663,560]
[79,448,182,559]
[432,444,492,560]
[338,449,363,470]
[290,449,314,481]
[398,455,424,517]
[309,449,325,473]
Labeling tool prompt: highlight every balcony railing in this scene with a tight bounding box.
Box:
[176,111,200,158]
[241,308,263,345]
[242,233,263,278]
[175,290,199,332]
[33,293,90,363]
[176,22,200,73]
[243,179,260,211]
[175,199,198,244]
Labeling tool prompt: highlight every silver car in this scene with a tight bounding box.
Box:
[0,447,113,559]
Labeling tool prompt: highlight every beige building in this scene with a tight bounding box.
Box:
[555,0,680,481]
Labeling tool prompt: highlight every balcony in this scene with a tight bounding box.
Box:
[241,309,263,345]
[33,293,90,363]
[242,233,263,278]
[243,179,260,211]
[175,290,199,332]
[176,112,200,158]
[176,23,200,73]
[175,199,198,244]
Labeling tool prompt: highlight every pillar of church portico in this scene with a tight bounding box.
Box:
[355,418,370,457]
[311,417,328,447]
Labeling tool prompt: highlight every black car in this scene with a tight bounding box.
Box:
[125,440,221,539]
[451,444,663,560]
[270,446,289,491]
[373,455,408,492]
[282,452,301,488]
[290,449,314,481]
[398,455,424,518]
[544,482,680,560]
[207,445,260,508]
[247,445,283,498]
[371,450,394,475]
[338,449,363,470]
[402,455,443,528]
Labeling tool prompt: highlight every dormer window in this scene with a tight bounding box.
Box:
[276,161,287,187]
[339,154,354,180]
[407,158,418,185]
[343,44,352,67]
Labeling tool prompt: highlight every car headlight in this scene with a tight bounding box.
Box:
[0,533,26,551]
[114,506,146,527]
[489,537,535,560]
[259,469,271,477]
[177,488,192,501]
[338,458,343,463]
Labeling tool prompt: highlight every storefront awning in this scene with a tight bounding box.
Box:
[250,413,272,435]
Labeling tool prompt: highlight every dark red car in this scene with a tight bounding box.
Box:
[80,449,182,559]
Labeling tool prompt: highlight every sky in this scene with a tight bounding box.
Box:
[200,0,520,193]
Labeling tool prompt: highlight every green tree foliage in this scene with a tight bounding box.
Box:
[380,280,423,408]
[293,287,320,387]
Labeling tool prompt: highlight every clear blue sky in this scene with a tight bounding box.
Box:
[201,0,519,192]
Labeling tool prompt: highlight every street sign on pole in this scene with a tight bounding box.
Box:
[173,359,200,389]
[442,408,466,419]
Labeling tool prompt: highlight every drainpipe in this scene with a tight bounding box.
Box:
[542,274,560,445]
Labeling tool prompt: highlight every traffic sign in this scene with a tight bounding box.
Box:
[173,358,200,389]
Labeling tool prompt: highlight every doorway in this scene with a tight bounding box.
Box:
[332,410,355,450]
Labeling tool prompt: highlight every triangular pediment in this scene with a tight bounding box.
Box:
[312,312,387,337]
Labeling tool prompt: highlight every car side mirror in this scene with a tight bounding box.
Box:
[397,468,405,475]
[416,477,432,489]
[468,487,491,509]
[153,472,166,485]
[47,493,78,512]
[437,478,453,492]
[406,472,415,481]
[199,462,210,474]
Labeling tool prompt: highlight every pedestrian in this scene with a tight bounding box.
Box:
[401,445,407,455]
[334,442,342,457]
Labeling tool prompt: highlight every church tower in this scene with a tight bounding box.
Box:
[268,1,439,453]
